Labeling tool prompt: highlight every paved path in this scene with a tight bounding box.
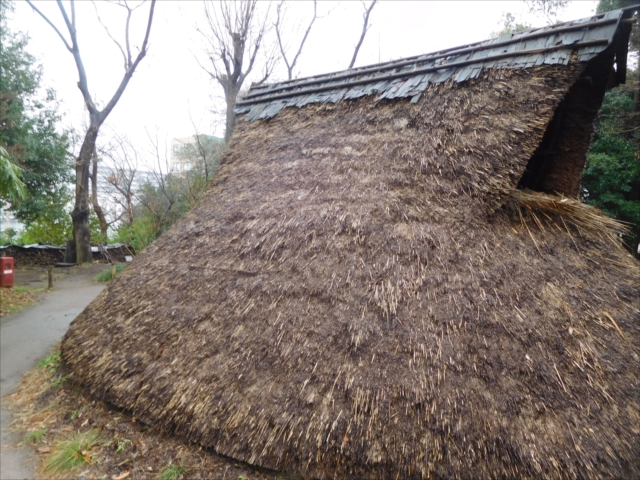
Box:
[1,270,107,480]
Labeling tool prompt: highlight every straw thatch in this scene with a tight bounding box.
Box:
[62,17,639,480]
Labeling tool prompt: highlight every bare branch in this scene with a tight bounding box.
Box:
[32,0,98,117]
[275,1,318,80]
[289,1,317,76]
[274,2,291,74]
[92,1,128,70]
[348,0,377,69]
[24,0,72,52]
[97,132,141,226]
[124,2,133,67]
[29,0,157,261]
[197,0,271,143]
[99,0,156,122]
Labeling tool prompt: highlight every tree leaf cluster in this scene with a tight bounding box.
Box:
[582,84,640,257]
[0,0,72,224]
[490,12,532,38]
[582,0,639,257]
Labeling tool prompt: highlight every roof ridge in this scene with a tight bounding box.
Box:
[235,6,635,121]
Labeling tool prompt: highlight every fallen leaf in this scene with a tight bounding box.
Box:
[37,446,51,453]
[112,472,131,480]
[81,418,89,427]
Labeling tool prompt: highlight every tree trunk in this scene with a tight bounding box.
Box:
[64,239,76,264]
[126,195,134,226]
[224,88,238,145]
[73,124,100,263]
[632,66,639,126]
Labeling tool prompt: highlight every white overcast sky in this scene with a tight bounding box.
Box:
[12,0,598,159]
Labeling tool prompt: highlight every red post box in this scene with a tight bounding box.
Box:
[0,257,14,287]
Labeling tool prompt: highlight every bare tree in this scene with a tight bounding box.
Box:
[97,134,142,229]
[135,129,184,238]
[25,0,156,263]
[274,1,318,80]
[348,0,378,69]
[197,0,273,144]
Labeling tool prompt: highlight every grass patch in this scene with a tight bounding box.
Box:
[42,429,100,475]
[0,286,45,318]
[50,374,70,388]
[157,463,187,480]
[38,350,70,387]
[93,263,127,283]
[39,351,62,374]
[24,428,48,444]
[105,436,132,454]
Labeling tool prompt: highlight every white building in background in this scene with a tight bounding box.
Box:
[170,134,225,175]
[0,206,25,235]
[170,136,195,173]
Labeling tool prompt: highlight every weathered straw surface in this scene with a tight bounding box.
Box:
[62,64,640,479]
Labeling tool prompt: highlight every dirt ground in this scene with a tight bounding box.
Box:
[11,263,109,290]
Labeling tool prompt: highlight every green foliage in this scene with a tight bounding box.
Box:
[42,429,100,475]
[597,0,638,14]
[0,145,27,202]
[526,0,568,23]
[24,428,48,444]
[176,134,223,181]
[104,435,132,453]
[105,135,224,253]
[583,86,640,257]
[39,351,62,374]
[39,350,69,386]
[0,0,72,224]
[115,214,157,253]
[585,0,639,256]
[0,227,20,245]
[20,203,102,246]
[491,12,532,38]
[491,1,571,39]
[115,438,132,453]
[94,263,127,283]
[135,179,189,235]
[120,169,212,252]
[157,463,187,480]
[50,373,70,388]
[21,199,72,245]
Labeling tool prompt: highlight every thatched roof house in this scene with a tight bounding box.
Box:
[63,7,639,478]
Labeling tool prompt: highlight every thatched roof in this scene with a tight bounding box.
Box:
[63,8,640,479]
